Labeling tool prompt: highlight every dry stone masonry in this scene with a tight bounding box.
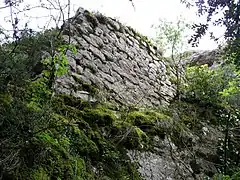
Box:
[51,8,224,180]
[55,7,175,106]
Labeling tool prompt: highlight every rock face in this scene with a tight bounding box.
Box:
[128,122,222,180]
[184,49,222,68]
[54,7,175,107]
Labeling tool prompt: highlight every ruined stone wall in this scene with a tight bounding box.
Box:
[55,7,175,106]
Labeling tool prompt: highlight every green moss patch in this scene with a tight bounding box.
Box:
[1,88,204,180]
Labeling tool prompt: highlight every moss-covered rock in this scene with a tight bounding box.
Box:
[2,76,223,180]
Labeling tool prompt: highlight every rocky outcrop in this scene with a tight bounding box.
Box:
[184,49,223,68]
[128,122,222,180]
[54,8,175,107]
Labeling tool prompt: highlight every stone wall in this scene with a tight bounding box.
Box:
[51,8,224,179]
[54,7,175,106]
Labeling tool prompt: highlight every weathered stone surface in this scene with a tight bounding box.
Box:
[89,45,105,61]
[128,143,195,179]
[72,90,96,102]
[128,123,222,180]
[58,7,176,108]
[74,37,89,49]
[183,49,222,67]
[68,56,76,71]
[76,65,83,74]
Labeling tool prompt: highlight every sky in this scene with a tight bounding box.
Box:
[0,0,225,51]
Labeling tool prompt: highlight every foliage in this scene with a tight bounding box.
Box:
[152,17,192,100]
[152,17,191,57]
[0,29,63,92]
[2,1,240,179]
[183,60,240,177]
[1,37,194,178]
[224,39,240,67]
[213,170,240,180]
[0,28,147,179]
[184,64,224,103]
[183,63,240,105]
[181,0,240,44]
[152,14,240,178]
[181,0,240,66]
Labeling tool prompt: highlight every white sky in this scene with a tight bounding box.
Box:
[0,0,225,51]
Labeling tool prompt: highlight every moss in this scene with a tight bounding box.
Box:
[33,168,50,180]
[82,106,117,127]
[24,128,96,180]
[0,93,12,105]
[73,158,95,180]
[50,96,144,179]
[127,110,170,135]
[1,26,150,180]
[0,91,149,179]
[54,94,90,109]
[72,74,98,95]
[108,109,171,151]
[69,126,99,156]
[1,89,154,180]
[126,126,150,150]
